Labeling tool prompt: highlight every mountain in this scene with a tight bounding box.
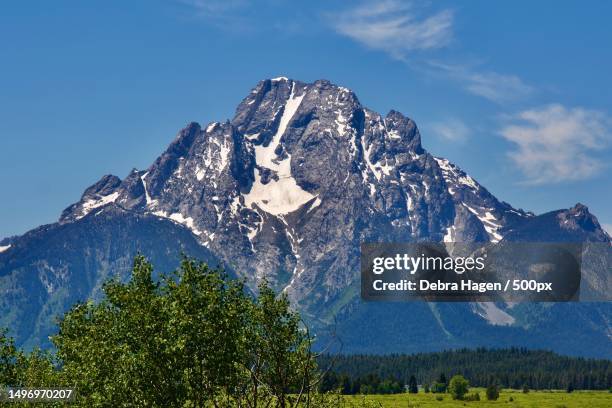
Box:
[0,206,222,350]
[1,78,610,356]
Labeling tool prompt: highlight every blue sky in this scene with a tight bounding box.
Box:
[1,0,611,237]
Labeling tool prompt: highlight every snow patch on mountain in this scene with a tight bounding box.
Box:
[78,192,120,219]
[152,210,202,236]
[206,122,218,133]
[141,172,157,207]
[246,222,260,243]
[194,135,232,181]
[434,157,479,192]
[473,302,515,326]
[463,203,503,243]
[244,82,315,215]
[335,110,348,136]
[443,226,455,243]
[307,196,322,213]
[0,245,11,253]
[361,137,382,182]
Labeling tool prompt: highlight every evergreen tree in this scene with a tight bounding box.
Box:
[408,375,418,394]
[439,373,447,385]
[317,348,612,392]
[486,384,499,401]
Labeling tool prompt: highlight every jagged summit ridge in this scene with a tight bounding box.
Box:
[58,78,521,298]
[58,78,607,302]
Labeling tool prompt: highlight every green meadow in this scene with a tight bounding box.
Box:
[346,389,612,408]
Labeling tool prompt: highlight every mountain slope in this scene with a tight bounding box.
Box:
[0,206,223,349]
[2,78,610,356]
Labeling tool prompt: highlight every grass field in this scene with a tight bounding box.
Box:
[345,389,612,407]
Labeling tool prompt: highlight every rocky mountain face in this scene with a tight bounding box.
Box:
[1,78,610,355]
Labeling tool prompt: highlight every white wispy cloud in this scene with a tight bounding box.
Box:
[499,104,611,184]
[177,0,251,29]
[329,1,454,59]
[464,71,533,104]
[427,61,534,104]
[179,0,247,16]
[182,1,532,104]
[429,118,470,142]
[328,2,532,104]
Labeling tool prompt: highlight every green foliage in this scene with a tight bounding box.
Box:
[0,328,19,386]
[523,383,530,393]
[307,389,346,408]
[345,390,612,408]
[377,379,403,395]
[15,348,58,388]
[1,329,58,389]
[424,383,430,393]
[432,382,447,393]
[236,281,319,408]
[408,375,418,394]
[463,392,480,401]
[3,255,612,407]
[320,372,403,395]
[448,375,469,400]
[360,383,374,395]
[49,255,320,407]
[438,373,447,384]
[350,395,385,407]
[318,348,612,391]
[486,384,499,401]
[164,257,249,406]
[319,371,404,395]
[53,256,181,406]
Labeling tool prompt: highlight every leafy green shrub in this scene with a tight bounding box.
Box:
[448,375,469,400]
[431,382,447,393]
[464,392,480,401]
[48,256,321,407]
[486,384,500,400]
